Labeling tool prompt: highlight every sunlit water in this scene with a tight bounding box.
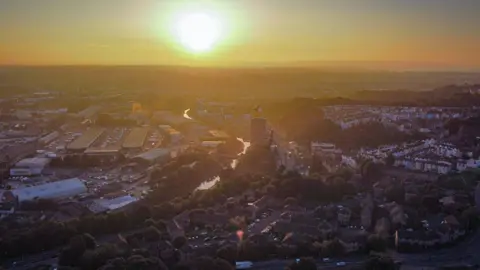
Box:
[183,108,251,190]
[196,138,251,190]
[230,138,251,169]
[183,108,193,120]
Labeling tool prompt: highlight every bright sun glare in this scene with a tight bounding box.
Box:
[174,12,222,53]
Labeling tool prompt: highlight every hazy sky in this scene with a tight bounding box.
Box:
[1,0,480,69]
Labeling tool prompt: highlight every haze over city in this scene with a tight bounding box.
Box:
[4,1,480,270]
[1,0,480,70]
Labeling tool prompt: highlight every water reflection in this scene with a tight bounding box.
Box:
[183,108,192,120]
[230,138,251,169]
[184,107,252,190]
[196,137,251,190]
[195,176,220,190]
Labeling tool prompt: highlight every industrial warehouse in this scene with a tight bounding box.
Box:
[0,178,87,202]
[66,127,106,152]
[122,127,149,150]
[10,157,51,176]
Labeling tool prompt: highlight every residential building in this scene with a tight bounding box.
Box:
[250,117,267,146]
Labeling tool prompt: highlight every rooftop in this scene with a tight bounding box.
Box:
[15,157,51,167]
[123,127,149,149]
[0,178,87,202]
[90,195,138,213]
[67,127,105,150]
[133,148,171,162]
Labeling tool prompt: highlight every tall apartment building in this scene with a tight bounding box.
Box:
[250,117,267,146]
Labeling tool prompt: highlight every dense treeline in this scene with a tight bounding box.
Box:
[216,138,243,157]
[0,205,151,258]
[264,97,426,149]
[234,145,277,175]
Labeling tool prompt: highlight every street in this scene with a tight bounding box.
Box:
[390,230,480,267]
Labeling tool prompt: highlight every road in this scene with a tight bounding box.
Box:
[250,256,366,270]
[390,230,480,267]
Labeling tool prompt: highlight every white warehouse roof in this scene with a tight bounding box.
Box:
[7,178,87,202]
[15,157,51,168]
[89,195,138,213]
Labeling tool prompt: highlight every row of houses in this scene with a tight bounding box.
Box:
[395,216,466,250]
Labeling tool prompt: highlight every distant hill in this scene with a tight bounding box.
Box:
[0,66,480,98]
[433,84,480,95]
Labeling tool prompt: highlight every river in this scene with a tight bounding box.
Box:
[183,108,251,190]
[195,139,251,190]
[183,108,193,120]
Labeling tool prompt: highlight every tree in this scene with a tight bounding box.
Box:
[366,234,387,252]
[126,255,168,270]
[216,245,237,265]
[361,161,383,183]
[445,119,462,136]
[284,197,298,206]
[337,167,354,181]
[194,256,216,270]
[172,236,187,249]
[365,255,396,270]
[461,206,479,230]
[141,226,163,242]
[214,258,235,270]
[385,154,395,167]
[322,239,345,257]
[83,233,97,249]
[173,262,192,270]
[385,184,405,204]
[59,235,88,266]
[422,195,440,213]
[286,257,317,270]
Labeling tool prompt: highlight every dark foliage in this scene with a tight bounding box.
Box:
[286,257,317,270]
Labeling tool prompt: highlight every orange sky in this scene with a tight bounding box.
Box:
[1,0,480,70]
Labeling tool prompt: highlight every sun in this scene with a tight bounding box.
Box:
[174,12,222,53]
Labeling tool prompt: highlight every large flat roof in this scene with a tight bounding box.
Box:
[84,146,121,155]
[123,127,149,149]
[67,128,105,150]
[16,157,51,167]
[133,148,170,161]
[1,178,87,202]
[91,195,139,212]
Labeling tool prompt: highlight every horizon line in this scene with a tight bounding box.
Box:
[1,63,480,73]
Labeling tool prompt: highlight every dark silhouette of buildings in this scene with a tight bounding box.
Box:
[250,117,267,146]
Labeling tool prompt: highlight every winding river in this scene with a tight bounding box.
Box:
[183,108,251,190]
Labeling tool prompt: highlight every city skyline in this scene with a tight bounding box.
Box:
[1,0,480,70]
